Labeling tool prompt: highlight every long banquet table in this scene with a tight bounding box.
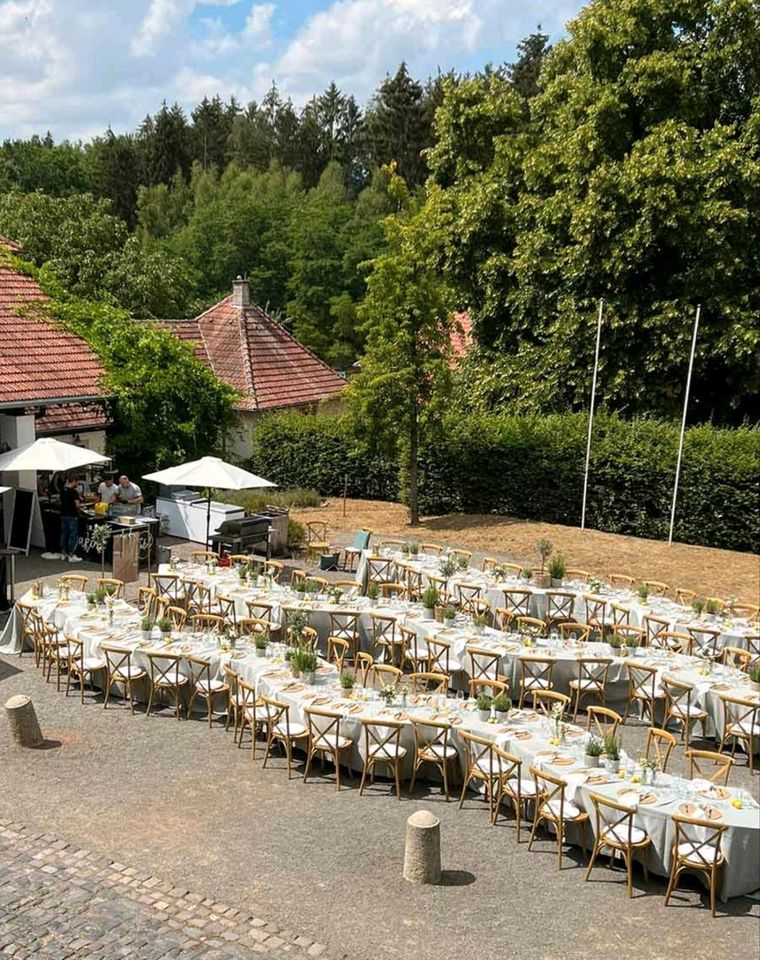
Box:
[3,579,760,900]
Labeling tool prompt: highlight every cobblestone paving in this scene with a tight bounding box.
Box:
[0,822,334,960]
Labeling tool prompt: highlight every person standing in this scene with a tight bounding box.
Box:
[97,474,119,506]
[115,475,143,517]
[59,477,82,562]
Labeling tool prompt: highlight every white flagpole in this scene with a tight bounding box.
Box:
[581,299,604,530]
[668,304,701,545]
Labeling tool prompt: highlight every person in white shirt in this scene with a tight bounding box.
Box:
[115,475,143,516]
[97,475,119,505]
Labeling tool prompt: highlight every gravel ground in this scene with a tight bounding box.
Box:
[1,654,759,960]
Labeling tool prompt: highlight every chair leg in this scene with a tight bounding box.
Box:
[394,762,402,799]
[585,841,600,881]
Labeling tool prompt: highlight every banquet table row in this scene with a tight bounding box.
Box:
[4,582,760,899]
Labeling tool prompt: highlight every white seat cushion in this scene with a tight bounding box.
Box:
[155,675,189,686]
[313,733,352,751]
[504,777,538,797]
[602,824,648,846]
[433,657,463,673]
[542,799,583,820]
[79,657,106,672]
[369,743,407,760]
[113,664,145,679]
[474,755,507,777]
[671,703,706,718]
[521,677,550,689]
[729,721,760,737]
[569,679,602,691]
[677,841,721,864]
[635,685,665,699]
[421,743,458,760]
[196,678,226,692]
[273,721,307,739]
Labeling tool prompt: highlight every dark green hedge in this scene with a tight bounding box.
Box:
[248,411,759,552]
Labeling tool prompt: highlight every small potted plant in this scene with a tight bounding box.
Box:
[624,633,638,657]
[340,672,356,698]
[602,734,620,771]
[95,586,107,606]
[534,539,553,588]
[749,666,760,692]
[86,592,97,608]
[443,604,457,626]
[608,634,622,653]
[287,610,309,646]
[285,647,298,677]
[548,553,566,587]
[472,612,488,635]
[378,685,397,707]
[584,736,604,768]
[294,647,318,685]
[692,596,705,617]
[493,692,512,721]
[421,586,439,620]
[409,542,420,556]
[476,692,493,722]
[140,617,154,641]
[705,598,720,619]
[456,554,469,571]
[438,556,457,580]
[367,582,380,603]
[638,584,649,605]
[254,633,268,657]
[157,616,172,639]
[292,576,306,599]
[520,567,533,583]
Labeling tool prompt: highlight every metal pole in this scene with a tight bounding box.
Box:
[581,299,604,529]
[668,304,701,545]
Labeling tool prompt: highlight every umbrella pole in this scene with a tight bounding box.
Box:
[206,495,211,550]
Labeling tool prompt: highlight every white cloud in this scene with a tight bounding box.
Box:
[0,0,582,141]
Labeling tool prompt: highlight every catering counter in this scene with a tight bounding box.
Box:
[40,507,159,567]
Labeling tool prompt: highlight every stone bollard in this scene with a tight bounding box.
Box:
[5,695,43,748]
[403,809,441,884]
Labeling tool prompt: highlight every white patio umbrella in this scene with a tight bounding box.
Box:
[0,437,110,472]
[142,456,275,545]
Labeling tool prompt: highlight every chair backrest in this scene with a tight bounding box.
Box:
[352,529,372,551]
[675,587,696,606]
[456,582,482,613]
[237,675,257,718]
[576,657,612,688]
[166,606,187,630]
[371,613,396,650]
[379,539,404,551]
[610,603,631,628]
[137,586,157,617]
[642,615,669,646]
[370,663,402,690]
[516,615,546,636]
[530,765,570,816]
[608,574,635,588]
[238,617,270,640]
[662,675,695,713]
[658,630,688,654]
[558,622,592,643]
[146,652,183,686]
[644,726,676,770]
[190,613,224,633]
[419,543,443,555]
[306,521,328,543]
[745,633,760,664]
[627,662,659,699]
[65,635,84,670]
[181,579,211,613]
[459,729,502,779]
[613,624,644,647]
[327,636,350,670]
[97,577,124,598]
[482,556,498,573]
[721,646,751,671]
[519,655,554,687]
[426,636,455,677]
[583,594,608,628]
[450,549,472,562]
[642,580,670,597]
[468,678,508,698]
[686,626,721,659]
[503,589,532,617]
[686,749,734,786]
[215,595,237,624]
[102,644,134,678]
[366,556,396,584]
[305,575,328,591]
[532,690,570,715]
[191,550,219,562]
[380,581,407,600]
[355,652,374,685]
[260,694,291,733]
[546,591,575,624]
[586,705,621,740]
[153,573,184,603]
[719,693,760,737]
[410,717,451,756]
[61,574,88,592]
[467,646,501,682]
[17,601,42,640]
[408,672,448,693]
[588,791,638,846]
[565,568,591,582]
[672,816,727,867]
[246,600,274,622]
[264,559,284,582]
[304,706,342,747]
[399,623,426,663]
[361,717,403,757]
[187,655,212,687]
[329,611,359,641]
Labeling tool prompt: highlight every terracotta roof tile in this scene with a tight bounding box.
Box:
[151,294,346,411]
[34,402,109,435]
[450,310,472,362]
[0,259,106,407]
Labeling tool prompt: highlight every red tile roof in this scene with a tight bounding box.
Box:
[34,402,109,435]
[154,294,346,411]
[0,236,23,253]
[0,257,107,409]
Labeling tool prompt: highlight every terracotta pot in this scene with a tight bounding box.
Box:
[534,573,551,589]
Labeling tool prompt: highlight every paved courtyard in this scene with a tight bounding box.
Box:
[1,649,759,960]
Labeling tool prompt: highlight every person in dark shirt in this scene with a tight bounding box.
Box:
[59,477,82,562]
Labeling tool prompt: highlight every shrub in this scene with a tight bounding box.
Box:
[218,487,321,513]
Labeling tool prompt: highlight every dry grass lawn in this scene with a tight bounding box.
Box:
[294,498,759,602]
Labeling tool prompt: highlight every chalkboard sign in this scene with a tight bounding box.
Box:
[9,489,34,554]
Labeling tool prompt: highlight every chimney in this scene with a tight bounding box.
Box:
[232,275,250,308]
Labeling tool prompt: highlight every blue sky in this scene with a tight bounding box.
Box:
[0,1,586,141]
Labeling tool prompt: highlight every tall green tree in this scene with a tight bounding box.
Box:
[347,168,455,524]
[507,29,550,100]
[84,129,139,226]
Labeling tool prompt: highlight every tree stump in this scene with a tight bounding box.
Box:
[5,695,43,747]
[403,810,441,884]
